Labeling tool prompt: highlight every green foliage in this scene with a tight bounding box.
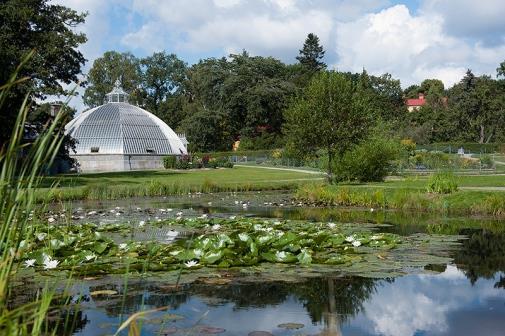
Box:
[12,217,460,276]
[296,33,326,72]
[0,56,71,332]
[239,132,284,150]
[426,172,459,194]
[0,0,86,144]
[83,51,143,107]
[480,154,494,168]
[332,136,402,182]
[163,156,177,169]
[284,71,374,181]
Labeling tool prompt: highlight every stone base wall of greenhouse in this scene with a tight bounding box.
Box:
[72,154,170,172]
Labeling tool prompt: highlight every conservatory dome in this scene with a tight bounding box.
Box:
[65,80,187,172]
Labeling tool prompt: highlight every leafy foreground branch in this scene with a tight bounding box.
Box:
[14,217,461,279]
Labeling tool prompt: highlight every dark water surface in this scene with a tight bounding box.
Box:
[48,192,505,336]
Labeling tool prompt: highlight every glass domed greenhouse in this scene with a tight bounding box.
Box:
[65,81,188,172]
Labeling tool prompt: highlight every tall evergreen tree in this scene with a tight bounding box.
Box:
[296,33,326,72]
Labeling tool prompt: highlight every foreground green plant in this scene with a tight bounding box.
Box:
[13,217,461,278]
[426,171,458,194]
[0,53,73,334]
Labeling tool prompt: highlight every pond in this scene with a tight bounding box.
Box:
[19,192,505,335]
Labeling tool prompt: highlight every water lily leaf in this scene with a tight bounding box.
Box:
[202,250,224,264]
[297,249,312,265]
[91,242,109,254]
[278,323,304,329]
[238,233,251,242]
[325,255,350,265]
[89,289,118,296]
[272,232,297,248]
[50,239,65,250]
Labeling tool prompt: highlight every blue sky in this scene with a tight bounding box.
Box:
[55,0,505,109]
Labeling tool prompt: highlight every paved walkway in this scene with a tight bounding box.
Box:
[235,164,324,175]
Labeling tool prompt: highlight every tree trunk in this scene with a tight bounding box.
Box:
[327,147,333,184]
[479,125,485,144]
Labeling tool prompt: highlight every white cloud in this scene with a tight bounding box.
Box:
[421,0,505,42]
[333,4,505,88]
[361,266,505,336]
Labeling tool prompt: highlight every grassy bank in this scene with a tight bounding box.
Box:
[37,167,324,202]
[296,184,505,216]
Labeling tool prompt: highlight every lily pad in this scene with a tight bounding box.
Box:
[89,290,118,296]
[278,323,304,329]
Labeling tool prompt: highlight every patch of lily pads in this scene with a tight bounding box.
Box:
[13,217,463,279]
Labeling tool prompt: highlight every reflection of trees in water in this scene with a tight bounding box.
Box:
[89,276,382,335]
[453,229,505,285]
[89,281,191,316]
[188,277,383,335]
[189,282,290,308]
[7,280,89,335]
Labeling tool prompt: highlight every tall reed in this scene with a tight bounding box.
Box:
[0,52,72,334]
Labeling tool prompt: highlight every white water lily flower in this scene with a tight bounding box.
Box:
[265,227,273,232]
[85,254,96,261]
[119,243,128,250]
[371,235,382,240]
[253,224,263,231]
[47,217,55,223]
[211,224,221,231]
[275,251,287,259]
[139,221,145,227]
[176,216,182,221]
[167,208,173,212]
[345,236,355,242]
[37,233,47,241]
[273,221,281,225]
[159,208,166,212]
[352,240,362,247]
[24,259,36,268]
[234,200,239,205]
[370,208,375,212]
[199,214,208,219]
[43,257,59,270]
[184,260,199,268]
[229,216,236,220]
[328,222,336,229]
[170,250,182,256]
[176,211,183,216]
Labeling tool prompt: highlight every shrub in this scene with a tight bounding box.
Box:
[163,156,177,169]
[480,154,494,168]
[426,171,458,194]
[333,136,402,182]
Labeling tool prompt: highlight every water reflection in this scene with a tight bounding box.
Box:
[73,266,504,336]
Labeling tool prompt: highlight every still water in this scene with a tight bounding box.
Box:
[50,192,505,336]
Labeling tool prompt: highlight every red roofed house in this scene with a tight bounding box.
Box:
[406,93,426,112]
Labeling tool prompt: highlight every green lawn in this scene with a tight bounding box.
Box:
[336,174,505,189]
[38,167,324,202]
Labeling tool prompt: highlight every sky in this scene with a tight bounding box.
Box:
[53,0,505,111]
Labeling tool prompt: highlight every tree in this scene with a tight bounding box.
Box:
[0,0,87,146]
[284,71,374,182]
[140,52,187,116]
[448,70,504,143]
[83,51,142,107]
[182,52,296,150]
[29,102,77,172]
[296,33,326,72]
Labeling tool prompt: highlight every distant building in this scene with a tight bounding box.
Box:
[65,80,188,172]
[406,93,426,112]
